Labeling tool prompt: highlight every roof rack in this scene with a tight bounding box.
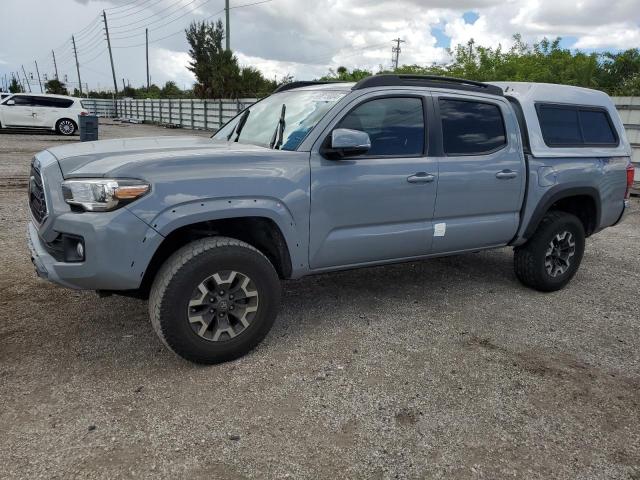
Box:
[273,80,345,93]
[352,75,504,96]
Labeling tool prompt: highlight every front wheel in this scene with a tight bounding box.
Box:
[56,118,77,136]
[149,237,282,364]
[514,211,585,292]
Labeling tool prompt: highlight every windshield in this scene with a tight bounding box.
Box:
[212,90,347,150]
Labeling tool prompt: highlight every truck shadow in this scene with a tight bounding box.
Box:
[50,248,517,367]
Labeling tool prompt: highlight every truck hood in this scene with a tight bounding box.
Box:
[48,136,269,178]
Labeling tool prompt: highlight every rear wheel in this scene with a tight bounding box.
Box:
[514,211,585,292]
[149,237,281,364]
[56,118,77,136]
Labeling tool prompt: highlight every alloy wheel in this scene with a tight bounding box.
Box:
[59,120,75,135]
[544,231,576,277]
[186,270,259,342]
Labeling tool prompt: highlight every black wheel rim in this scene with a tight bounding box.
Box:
[544,230,576,277]
[186,270,259,342]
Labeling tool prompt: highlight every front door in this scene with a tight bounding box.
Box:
[430,94,526,254]
[1,95,34,127]
[309,94,438,269]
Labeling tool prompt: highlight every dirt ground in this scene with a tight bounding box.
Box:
[1,120,639,480]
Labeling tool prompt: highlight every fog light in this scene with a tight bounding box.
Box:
[62,234,85,262]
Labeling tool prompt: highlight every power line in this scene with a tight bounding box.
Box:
[107,0,166,15]
[111,0,273,48]
[110,0,209,30]
[110,0,215,39]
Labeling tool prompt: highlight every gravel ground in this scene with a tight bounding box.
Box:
[0,121,639,480]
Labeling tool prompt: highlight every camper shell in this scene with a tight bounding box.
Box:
[491,82,632,159]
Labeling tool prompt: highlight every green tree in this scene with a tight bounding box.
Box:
[122,85,137,98]
[317,35,640,95]
[161,81,182,98]
[44,79,69,95]
[9,77,23,93]
[185,19,276,98]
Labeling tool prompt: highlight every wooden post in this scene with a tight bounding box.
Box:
[219,99,223,128]
[203,100,208,130]
[190,99,194,129]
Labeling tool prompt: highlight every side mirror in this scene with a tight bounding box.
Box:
[322,128,371,159]
[5,100,15,106]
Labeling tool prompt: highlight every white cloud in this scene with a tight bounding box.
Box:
[573,24,640,50]
[150,47,195,88]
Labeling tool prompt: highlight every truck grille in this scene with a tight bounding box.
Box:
[29,164,48,224]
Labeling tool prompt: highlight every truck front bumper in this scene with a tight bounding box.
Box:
[27,208,163,291]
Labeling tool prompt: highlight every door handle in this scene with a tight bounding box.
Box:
[496,169,517,179]
[407,172,436,184]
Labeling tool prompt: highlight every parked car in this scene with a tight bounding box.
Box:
[0,93,88,135]
[26,75,634,364]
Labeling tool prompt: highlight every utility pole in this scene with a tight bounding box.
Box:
[72,35,83,95]
[21,65,32,92]
[103,10,119,115]
[34,61,43,93]
[52,50,59,80]
[146,28,150,91]
[391,38,405,70]
[225,0,230,51]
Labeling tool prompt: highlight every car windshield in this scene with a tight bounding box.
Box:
[212,89,347,151]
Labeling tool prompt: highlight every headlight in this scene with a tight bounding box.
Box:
[61,179,150,212]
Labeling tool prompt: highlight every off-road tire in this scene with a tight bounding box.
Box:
[56,118,77,136]
[514,211,585,292]
[149,237,281,364]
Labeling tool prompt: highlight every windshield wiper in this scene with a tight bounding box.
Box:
[227,109,250,142]
[269,104,286,149]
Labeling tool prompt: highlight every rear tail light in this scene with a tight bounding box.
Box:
[625,163,635,199]
[79,111,89,116]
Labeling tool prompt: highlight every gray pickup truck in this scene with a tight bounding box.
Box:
[27,75,634,364]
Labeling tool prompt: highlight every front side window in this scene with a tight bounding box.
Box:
[212,90,346,151]
[439,99,506,155]
[336,97,425,156]
[10,95,33,106]
[537,104,618,147]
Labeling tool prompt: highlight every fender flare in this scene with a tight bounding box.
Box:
[522,184,601,240]
[144,196,305,273]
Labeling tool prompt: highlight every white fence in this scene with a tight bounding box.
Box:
[612,97,640,164]
[82,98,257,131]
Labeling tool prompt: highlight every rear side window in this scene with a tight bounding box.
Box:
[32,96,74,108]
[337,97,425,156]
[439,99,506,155]
[537,104,618,147]
[579,109,617,144]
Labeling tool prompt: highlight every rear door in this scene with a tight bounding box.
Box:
[309,92,439,269]
[430,93,525,254]
[31,96,73,128]
[1,95,35,127]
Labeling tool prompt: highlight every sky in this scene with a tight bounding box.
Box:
[1,0,639,93]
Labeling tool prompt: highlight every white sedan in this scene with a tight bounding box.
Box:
[0,93,89,136]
